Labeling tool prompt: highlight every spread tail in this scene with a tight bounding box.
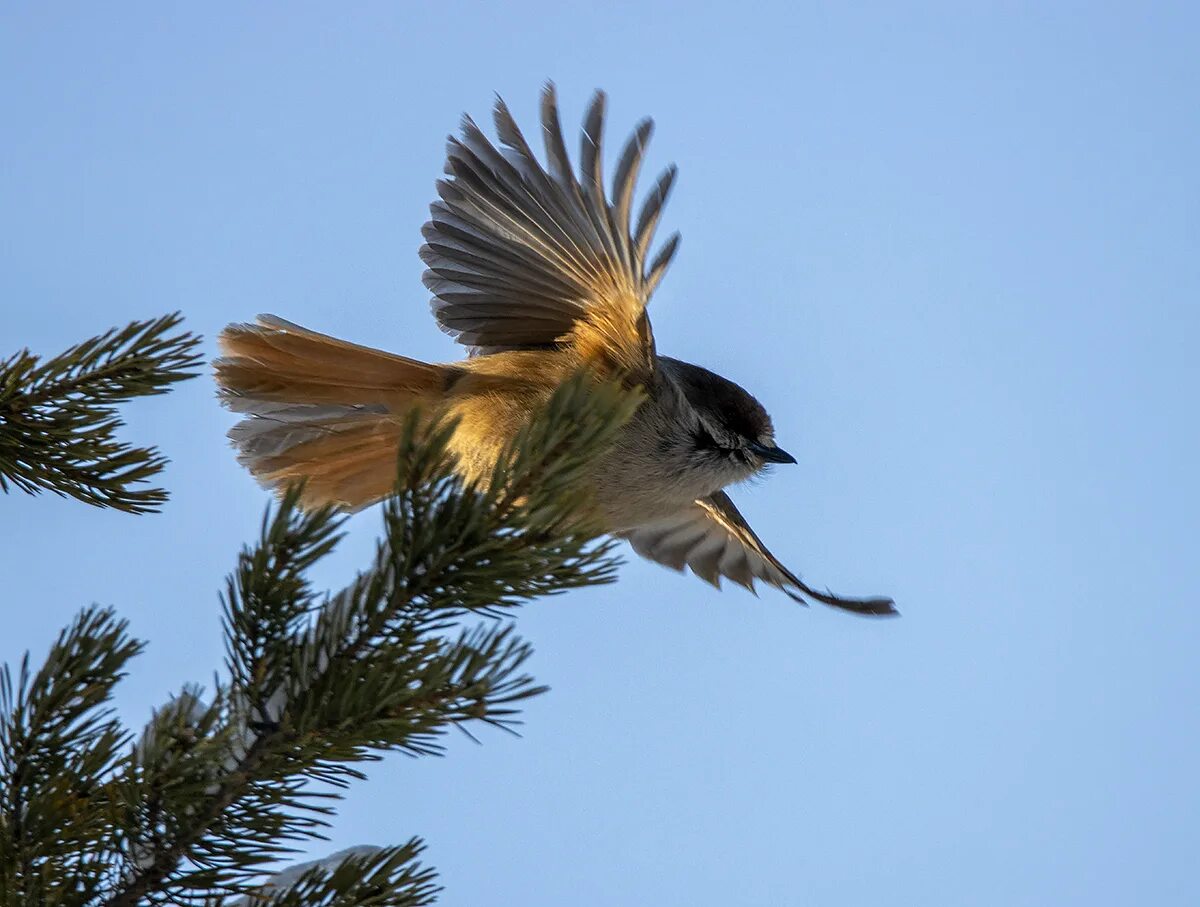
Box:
[215,314,454,509]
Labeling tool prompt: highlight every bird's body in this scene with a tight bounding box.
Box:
[215,86,895,616]
[444,361,704,528]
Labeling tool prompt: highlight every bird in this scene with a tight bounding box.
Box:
[214,84,895,617]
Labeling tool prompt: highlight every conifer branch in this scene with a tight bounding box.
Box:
[0,607,144,904]
[0,313,202,513]
[229,845,439,907]
[67,372,638,906]
[0,372,635,904]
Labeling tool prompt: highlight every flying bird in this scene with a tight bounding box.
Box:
[215,85,895,616]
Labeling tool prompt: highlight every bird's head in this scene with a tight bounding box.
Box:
[662,358,795,486]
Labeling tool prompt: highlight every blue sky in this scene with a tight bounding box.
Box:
[2,3,1198,904]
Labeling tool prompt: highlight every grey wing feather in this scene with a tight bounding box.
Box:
[645,232,681,298]
[611,118,654,267]
[624,491,898,616]
[633,165,677,266]
[421,83,681,363]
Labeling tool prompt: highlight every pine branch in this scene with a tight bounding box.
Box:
[228,845,439,907]
[0,607,145,905]
[0,371,637,904]
[99,373,639,906]
[0,313,203,513]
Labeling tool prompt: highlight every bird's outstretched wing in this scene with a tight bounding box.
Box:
[623,491,897,616]
[420,84,680,377]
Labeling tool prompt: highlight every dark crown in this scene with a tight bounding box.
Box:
[662,358,773,441]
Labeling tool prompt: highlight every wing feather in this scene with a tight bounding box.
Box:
[421,83,681,374]
[645,232,682,298]
[625,491,898,616]
[611,118,654,267]
[633,165,677,268]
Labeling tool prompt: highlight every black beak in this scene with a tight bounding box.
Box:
[748,441,797,464]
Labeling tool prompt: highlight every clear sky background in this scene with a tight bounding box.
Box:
[3,3,1198,905]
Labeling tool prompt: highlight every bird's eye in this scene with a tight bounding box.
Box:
[692,425,752,464]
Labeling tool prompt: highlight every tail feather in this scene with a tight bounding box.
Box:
[216,314,452,408]
[226,403,388,460]
[215,315,452,510]
[244,416,406,511]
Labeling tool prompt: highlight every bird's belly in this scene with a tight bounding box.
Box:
[589,448,715,531]
[588,403,724,531]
